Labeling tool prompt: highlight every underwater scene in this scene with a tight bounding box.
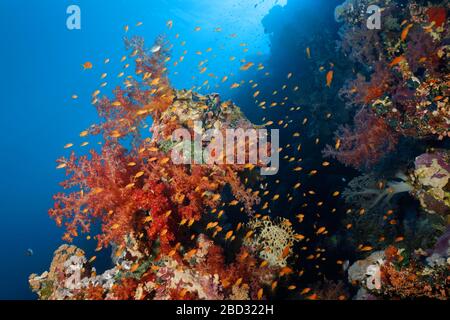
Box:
[1,0,449,302]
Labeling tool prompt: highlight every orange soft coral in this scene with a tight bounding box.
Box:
[50,36,260,254]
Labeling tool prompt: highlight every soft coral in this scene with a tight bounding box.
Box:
[323,108,398,171]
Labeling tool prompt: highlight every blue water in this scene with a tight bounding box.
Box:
[0,0,298,300]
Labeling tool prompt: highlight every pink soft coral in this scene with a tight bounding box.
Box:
[323,108,398,171]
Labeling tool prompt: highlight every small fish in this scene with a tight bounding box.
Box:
[56,163,67,169]
[271,281,278,291]
[185,249,197,260]
[257,288,263,300]
[335,139,341,150]
[300,288,311,295]
[281,245,291,259]
[167,20,173,29]
[194,26,201,32]
[401,23,413,41]
[389,56,405,68]
[316,226,326,235]
[225,230,233,240]
[134,171,144,178]
[151,45,161,53]
[306,47,311,59]
[82,62,93,70]
[130,263,140,272]
[326,70,334,87]
[240,62,254,71]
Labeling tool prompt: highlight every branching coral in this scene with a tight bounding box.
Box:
[244,217,298,268]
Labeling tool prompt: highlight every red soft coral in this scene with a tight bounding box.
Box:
[50,36,259,255]
[323,108,398,171]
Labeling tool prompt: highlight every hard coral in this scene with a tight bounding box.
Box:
[244,217,298,268]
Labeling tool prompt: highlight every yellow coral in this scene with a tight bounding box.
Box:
[244,217,297,268]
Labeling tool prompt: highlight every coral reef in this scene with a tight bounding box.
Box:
[30,235,278,300]
[333,0,450,299]
[329,0,449,170]
[349,245,449,300]
[32,36,291,300]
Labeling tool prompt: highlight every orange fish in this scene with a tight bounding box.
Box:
[401,23,413,41]
[225,230,233,240]
[281,245,291,259]
[257,288,263,300]
[300,288,311,295]
[82,62,93,70]
[326,70,334,87]
[360,246,373,252]
[389,56,405,68]
[240,62,254,71]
